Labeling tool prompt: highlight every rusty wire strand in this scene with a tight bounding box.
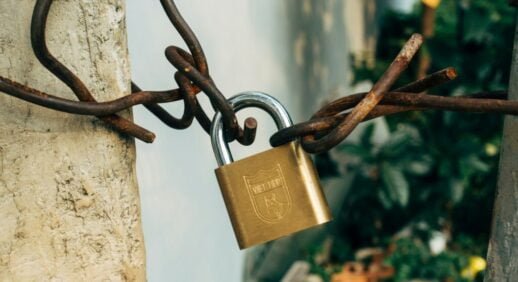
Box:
[30,0,155,142]
[0,1,517,154]
[270,91,510,147]
[130,1,213,134]
[0,0,257,144]
[299,34,424,153]
[271,67,462,147]
[141,0,257,144]
[393,67,457,93]
[3,67,509,118]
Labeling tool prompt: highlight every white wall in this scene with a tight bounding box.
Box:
[126,1,296,281]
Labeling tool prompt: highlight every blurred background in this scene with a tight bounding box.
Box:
[126,0,515,281]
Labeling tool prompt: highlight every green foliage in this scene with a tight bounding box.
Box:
[387,238,468,281]
[311,0,515,281]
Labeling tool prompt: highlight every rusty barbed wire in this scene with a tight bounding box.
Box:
[0,0,516,154]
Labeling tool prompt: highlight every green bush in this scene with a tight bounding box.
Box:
[311,1,514,281]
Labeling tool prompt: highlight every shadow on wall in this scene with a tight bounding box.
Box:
[284,0,350,113]
[242,0,394,280]
[243,1,354,281]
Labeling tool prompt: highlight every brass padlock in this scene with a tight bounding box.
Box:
[211,91,332,249]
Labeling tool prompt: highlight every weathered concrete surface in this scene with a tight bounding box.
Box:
[485,16,518,282]
[0,1,146,280]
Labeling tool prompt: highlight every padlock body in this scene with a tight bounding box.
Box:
[215,141,332,249]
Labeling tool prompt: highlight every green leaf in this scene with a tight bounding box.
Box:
[381,162,410,207]
[450,179,465,204]
[404,156,433,175]
[380,125,421,158]
[339,144,372,160]
[378,188,394,210]
[360,123,376,146]
[464,155,490,173]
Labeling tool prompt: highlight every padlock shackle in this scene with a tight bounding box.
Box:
[211,91,293,166]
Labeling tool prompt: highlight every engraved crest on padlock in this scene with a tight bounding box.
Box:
[211,91,332,249]
[244,163,291,223]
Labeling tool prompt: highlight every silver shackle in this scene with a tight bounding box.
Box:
[211,91,293,166]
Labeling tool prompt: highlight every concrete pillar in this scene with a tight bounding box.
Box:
[0,1,146,280]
